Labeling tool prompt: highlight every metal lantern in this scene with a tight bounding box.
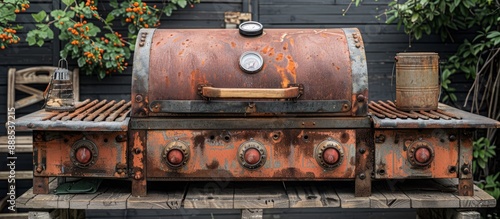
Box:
[44,59,75,112]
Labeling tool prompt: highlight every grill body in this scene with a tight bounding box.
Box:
[129,28,371,196]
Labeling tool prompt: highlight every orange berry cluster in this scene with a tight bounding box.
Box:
[85,0,97,10]
[67,22,90,40]
[124,1,157,28]
[13,3,30,13]
[0,28,20,49]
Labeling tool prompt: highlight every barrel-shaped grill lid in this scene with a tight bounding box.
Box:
[131,28,368,117]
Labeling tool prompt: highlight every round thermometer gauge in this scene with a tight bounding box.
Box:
[239,51,264,74]
[239,21,263,37]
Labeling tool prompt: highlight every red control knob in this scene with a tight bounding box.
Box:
[244,148,261,165]
[323,148,340,165]
[415,147,431,164]
[75,147,92,164]
[167,149,184,166]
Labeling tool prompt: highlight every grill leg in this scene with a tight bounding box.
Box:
[355,129,373,197]
[130,130,147,196]
[458,130,473,196]
[33,176,49,194]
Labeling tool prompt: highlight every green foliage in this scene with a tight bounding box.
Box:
[385,0,500,102]
[473,137,496,173]
[478,172,500,200]
[0,0,30,50]
[4,0,200,79]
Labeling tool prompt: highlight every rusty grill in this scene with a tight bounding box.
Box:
[369,100,461,120]
[14,23,500,198]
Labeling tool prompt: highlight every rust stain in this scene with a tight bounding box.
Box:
[206,159,219,169]
[320,33,329,38]
[282,42,288,51]
[333,63,340,71]
[289,38,295,46]
[272,168,315,178]
[165,76,170,86]
[261,46,270,54]
[340,132,349,143]
[275,65,291,88]
[193,135,205,151]
[286,55,298,82]
[268,47,275,56]
[276,53,284,61]
[173,37,180,42]
[178,49,184,56]
[231,42,236,48]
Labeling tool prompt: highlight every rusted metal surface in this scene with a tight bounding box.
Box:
[146,129,357,180]
[370,100,460,120]
[131,117,371,130]
[374,129,459,179]
[395,52,439,111]
[32,131,128,178]
[14,99,130,131]
[344,28,369,117]
[32,176,49,194]
[370,102,500,129]
[459,130,474,196]
[355,129,373,197]
[135,28,368,117]
[130,130,147,196]
[149,100,351,114]
[131,29,155,117]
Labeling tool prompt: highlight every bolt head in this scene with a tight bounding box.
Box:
[135,94,143,102]
[359,173,366,180]
[358,148,366,154]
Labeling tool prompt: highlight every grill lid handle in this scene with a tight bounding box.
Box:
[199,84,303,100]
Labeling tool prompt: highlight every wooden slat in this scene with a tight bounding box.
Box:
[184,182,234,209]
[127,182,187,209]
[16,178,57,208]
[86,182,130,209]
[370,181,411,208]
[68,181,110,209]
[0,136,33,153]
[14,179,497,210]
[0,213,30,219]
[398,180,460,208]
[435,179,497,208]
[334,182,371,208]
[233,182,289,209]
[285,182,340,208]
[26,179,74,209]
[0,171,32,180]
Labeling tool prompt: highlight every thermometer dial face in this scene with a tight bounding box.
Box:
[239,51,264,74]
[239,21,263,37]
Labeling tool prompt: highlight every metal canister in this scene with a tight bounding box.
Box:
[395,52,439,111]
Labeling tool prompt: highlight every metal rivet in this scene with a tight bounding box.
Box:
[359,148,366,154]
[359,173,366,180]
[135,94,143,102]
[449,135,457,142]
[139,42,145,47]
[357,94,365,102]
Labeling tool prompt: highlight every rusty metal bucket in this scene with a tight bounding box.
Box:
[395,52,439,111]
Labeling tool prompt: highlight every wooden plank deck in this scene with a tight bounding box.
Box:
[16,179,496,210]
